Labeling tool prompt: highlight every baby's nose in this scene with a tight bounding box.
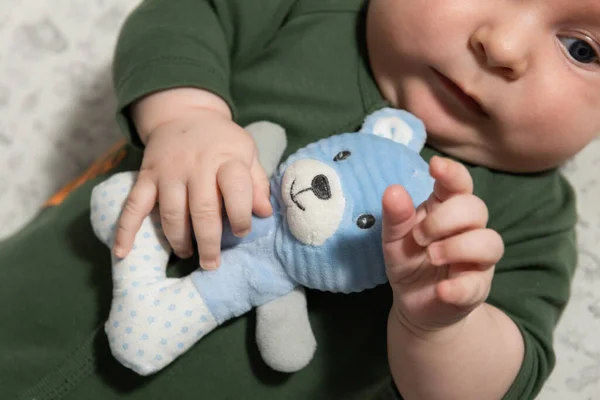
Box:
[311,174,331,200]
[470,23,530,80]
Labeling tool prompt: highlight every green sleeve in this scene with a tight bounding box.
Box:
[112,0,298,146]
[480,170,578,400]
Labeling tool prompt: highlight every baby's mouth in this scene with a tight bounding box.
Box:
[432,68,489,118]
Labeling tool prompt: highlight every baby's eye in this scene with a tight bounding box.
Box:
[333,150,351,161]
[558,36,599,65]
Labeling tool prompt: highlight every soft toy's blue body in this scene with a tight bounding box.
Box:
[90,108,434,376]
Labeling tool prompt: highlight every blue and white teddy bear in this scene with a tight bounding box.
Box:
[90,108,434,376]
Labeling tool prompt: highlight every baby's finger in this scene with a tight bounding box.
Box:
[425,157,473,213]
[427,228,504,268]
[114,173,157,258]
[188,174,222,270]
[158,179,193,258]
[382,185,417,244]
[217,159,253,237]
[413,194,488,247]
[382,185,427,278]
[436,267,494,309]
[250,158,273,218]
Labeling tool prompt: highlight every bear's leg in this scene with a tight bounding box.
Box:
[91,173,218,375]
[107,274,218,375]
[256,286,316,372]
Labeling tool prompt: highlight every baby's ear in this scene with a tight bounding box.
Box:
[360,108,427,153]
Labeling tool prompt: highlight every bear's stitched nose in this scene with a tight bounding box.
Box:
[311,174,331,200]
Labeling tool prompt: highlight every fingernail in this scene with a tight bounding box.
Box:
[412,226,427,246]
[427,244,445,265]
[234,229,250,238]
[113,246,124,258]
[201,256,220,270]
[434,156,447,172]
[201,260,218,270]
[179,250,193,259]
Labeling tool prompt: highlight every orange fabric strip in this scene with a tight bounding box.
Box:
[44,140,128,207]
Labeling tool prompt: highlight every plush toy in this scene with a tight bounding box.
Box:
[90,108,434,376]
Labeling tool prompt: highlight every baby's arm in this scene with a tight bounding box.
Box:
[381,159,576,399]
[388,301,523,400]
[109,0,298,268]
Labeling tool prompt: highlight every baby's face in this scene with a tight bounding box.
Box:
[367,0,600,172]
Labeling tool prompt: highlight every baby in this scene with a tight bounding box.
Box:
[111,0,599,399]
[1,0,598,399]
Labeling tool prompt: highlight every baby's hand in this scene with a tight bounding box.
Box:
[382,156,504,338]
[113,108,272,270]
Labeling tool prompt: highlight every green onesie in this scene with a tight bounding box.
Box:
[0,0,577,399]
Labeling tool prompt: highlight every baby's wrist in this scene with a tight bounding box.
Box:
[390,303,471,344]
[132,87,232,144]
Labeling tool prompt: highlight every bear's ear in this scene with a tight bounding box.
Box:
[359,108,427,153]
[245,121,287,177]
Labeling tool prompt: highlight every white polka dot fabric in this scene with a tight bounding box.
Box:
[90,172,217,375]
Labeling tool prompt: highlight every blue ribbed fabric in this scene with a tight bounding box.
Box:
[273,131,433,293]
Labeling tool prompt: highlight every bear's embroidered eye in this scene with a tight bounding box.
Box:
[333,150,351,161]
[356,214,376,229]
